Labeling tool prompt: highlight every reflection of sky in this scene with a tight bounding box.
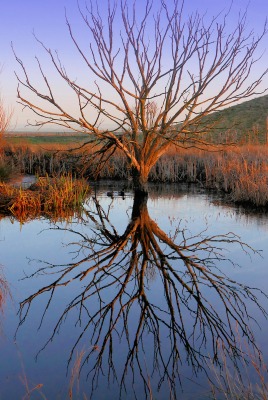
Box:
[0,188,268,398]
[0,0,267,130]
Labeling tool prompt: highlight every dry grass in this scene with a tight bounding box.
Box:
[0,175,90,222]
[209,338,268,400]
[68,348,89,400]
[2,142,268,207]
[0,267,10,334]
[200,145,268,206]
[151,144,268,206]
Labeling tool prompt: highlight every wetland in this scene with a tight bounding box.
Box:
[0,181,268,399]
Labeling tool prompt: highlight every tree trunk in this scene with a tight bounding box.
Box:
[131,167,149,197]
[131,191,148,219]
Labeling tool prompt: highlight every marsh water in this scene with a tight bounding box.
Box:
[0,181,268,399]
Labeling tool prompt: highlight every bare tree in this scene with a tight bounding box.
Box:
[14,0,267,195]
[17,196,267,399]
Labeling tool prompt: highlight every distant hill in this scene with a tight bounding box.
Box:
[204,95,268,143]
[5,95,268,145]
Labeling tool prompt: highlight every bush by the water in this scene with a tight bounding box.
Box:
[0,175,90,221]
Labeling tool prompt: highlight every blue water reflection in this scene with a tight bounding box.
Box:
[0,183,268,399]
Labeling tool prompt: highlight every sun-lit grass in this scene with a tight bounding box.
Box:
[2,140,268,207]
[0,175,90,222]
[4,132,89,148]
[151,144,268,206]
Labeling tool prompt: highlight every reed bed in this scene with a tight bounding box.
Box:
[202,147,268,206]
[150,145,268,206]
[0,175,90,222]
[2,143,268,207]
[2,145,82,177]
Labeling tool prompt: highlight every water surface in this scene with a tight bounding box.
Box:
[0,183,268,399]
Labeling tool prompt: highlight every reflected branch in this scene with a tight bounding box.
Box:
[17,195,267,398]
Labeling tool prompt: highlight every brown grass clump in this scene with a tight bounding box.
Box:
[200,145,268,206]
[151,144,268,206]
[209,339,268,400]
[0,175,90,222]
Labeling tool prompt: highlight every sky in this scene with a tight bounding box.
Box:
[1,0,268,131]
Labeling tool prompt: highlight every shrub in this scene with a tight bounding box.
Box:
[0,175,90,222]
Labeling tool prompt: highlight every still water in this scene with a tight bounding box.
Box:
[0,182,268,399]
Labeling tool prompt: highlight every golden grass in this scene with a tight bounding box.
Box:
[200,145,268,206]
[151,144,268,206]
[68,348,88,400]
[0,175,90,222]
[3,137,90,152]
[2,142,268,207]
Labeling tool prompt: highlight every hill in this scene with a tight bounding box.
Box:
[3,95,268,146]
[205,94,268,143]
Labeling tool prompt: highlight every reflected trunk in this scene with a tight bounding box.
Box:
[131,191,149,218]
[16,193,267,399]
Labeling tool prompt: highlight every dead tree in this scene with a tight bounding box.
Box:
[17,196,267,399]
[13,0,267,195]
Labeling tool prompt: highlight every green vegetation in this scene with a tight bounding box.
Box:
[0,151,19,181]
[5,95,268,148]
[4,132,89,147]
[205,95,268,143]
[0,161,13,181]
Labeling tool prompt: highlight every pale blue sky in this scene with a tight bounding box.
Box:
[0,0,268,131]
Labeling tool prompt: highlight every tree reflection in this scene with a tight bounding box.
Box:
[17,195,267,399]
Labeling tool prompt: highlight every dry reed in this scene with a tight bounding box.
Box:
[209,339,268,400]
[0,268,10,318]
[2,143,268,207]
[151,145,268,206]
[68,348,89,400]
[0,175,90,222]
